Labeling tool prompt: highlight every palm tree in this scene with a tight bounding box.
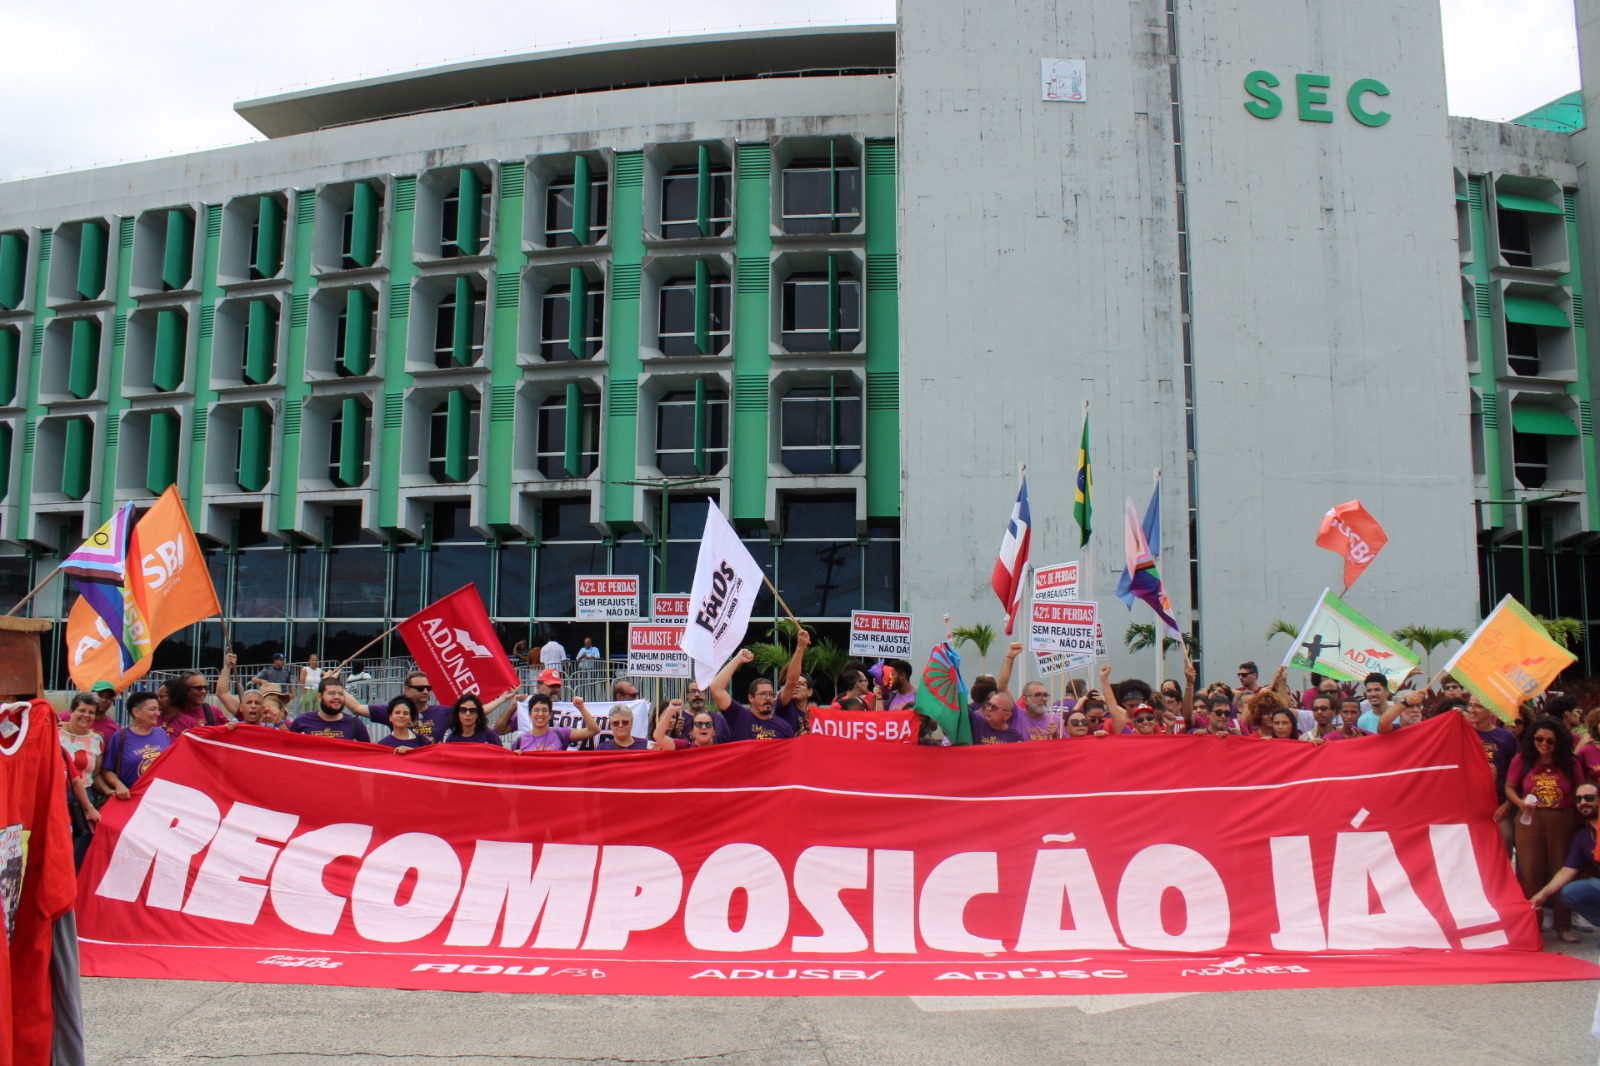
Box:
[1124,622,1200,660]
[1536,616,1586,651]
[1393,624,1470,676]
[950,623,997,673]
[803,638,850,699]
[749,618,811,675]
[1264,619,1300,642]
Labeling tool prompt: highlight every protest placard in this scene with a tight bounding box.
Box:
[628,623,691,678]
[575,576,641,620]
[848,610,914,658]
[652,594,690,623]
[1033,562,1080,603]
[1029,600,1098,656]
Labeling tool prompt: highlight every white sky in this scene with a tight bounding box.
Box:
[0,0,1581,181]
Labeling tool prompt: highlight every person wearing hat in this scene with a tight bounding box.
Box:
[58,680,122,743]
[253,652,294,694]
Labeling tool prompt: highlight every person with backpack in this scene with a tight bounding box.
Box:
[95,690,170,800]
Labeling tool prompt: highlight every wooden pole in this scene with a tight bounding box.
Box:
[4,567,62,618]
[334,622,401,673]
[763,574,799,625]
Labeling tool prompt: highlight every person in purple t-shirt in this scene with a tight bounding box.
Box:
[655,700,719,751]
[969,693,1028,744]
[595,704,651,751]
[880,658,917,711]
[710,649,797,741]
[377,697,433,753]
[356,670,516,743]
[776,628,817,733]
[288,678,372,742]
[1458,693,1522,857]
[441,693,504,746]
[516,693,601,752]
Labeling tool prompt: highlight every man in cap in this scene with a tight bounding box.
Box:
[253,652,295,693]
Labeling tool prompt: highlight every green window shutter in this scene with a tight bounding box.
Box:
[69,318,99,399]
[238,407,271,491]
[255,197,284,277]
[693,377,708,476]
[0,423,11,500]
[563,383,582,478]
[1511,405,1578,436]
[343,288,373,375]
[162,209,194,290]
[0,233,25,310]
[77,220,107,300]
[0,329,17,406]
[1503,295,1569,328]
[696,144,712,238]
[244,300,276,384]
[828,374,838,471]
[829,141,839,232]
[350,182,379,267]
[694,259,711,355]
[153,310,186,392]
[572,155,591,246]
[444,392,469,482]
[567,267,588,360]
[146,410,179,494]
[827,254,841,350]
[451,276,474,365]
[338,397,366,486]
[456,169,483,255]
[1495,191,1563,215]
[62,419,91,499]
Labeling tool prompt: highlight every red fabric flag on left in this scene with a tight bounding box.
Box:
[1316,500,1388,591]
[397,584,519,704]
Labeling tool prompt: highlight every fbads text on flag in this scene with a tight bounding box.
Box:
[1282,588,1418,689]
[677,500,766,688]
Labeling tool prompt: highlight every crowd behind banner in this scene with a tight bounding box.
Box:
[52,616,1600,950]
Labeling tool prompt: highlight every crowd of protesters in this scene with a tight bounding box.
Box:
[51,633,1600,947]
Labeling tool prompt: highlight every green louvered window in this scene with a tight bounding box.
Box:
[430,393,478,483]
[251,197,284,279]
[658,267,730,355]
[433,279,483,368]
[330,397,369,487]
[0,232,26,310]
[339,288,375,376]
[145,410,179,494]
[0,328,17,406]
[442,168,486,258]
[345,182,380,269]
[61,418,92,500]
[655,385,728,476]
[1504,295,1569,328]
[781,144,861,234]
[781,258,861,352]
[237,407,271,492]
[780,377,863,475]
[68,318,99,399]
[162,209,194,291]
[1495,191,1563,215]
[538,272,604,360]
[535,387,599,478]
[76,220,108,300]
[1511,405,1578,436]
[661,145,733,238]
[153,309,186,392]
[0,423,12,501]
[545,162,609,247]
[242,300,278,384]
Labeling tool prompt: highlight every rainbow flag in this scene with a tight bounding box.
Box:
[1123,497,1179,637]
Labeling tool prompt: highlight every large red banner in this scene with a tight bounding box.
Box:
[76,717,1598,995]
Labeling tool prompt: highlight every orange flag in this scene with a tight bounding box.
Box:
[1444,595,1576,722]
[67,487,219,690]
[1316,500,1387,591]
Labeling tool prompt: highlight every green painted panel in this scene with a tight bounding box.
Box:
[444,390,469,482]
[730,142,773,521]
[568,267,588,359]
[693,377,708,475]
[863,138,900,519]
[0,233,25,310]
[572,155,592,246]
[378,177,419,529]
[563,382,582,478]
[244,300,275,384]
[238,406,271,491]
[1504,295,1569,327]
[452,275,474,365]
[343,288,373,375]
[77,220,107,300]
[69,318,99,399]
[0,423,11,500]
[146,410,179,494]
[0,329,17,406]
[1512,405,1578,436]
[275,189,317,533]
[1496,191,1563,215]
[153,309,186,391]
[696,144,712,238]
[185,205,223,511]
[255,197,284,277]
[62,418,91,499]
[338,396,365,486]
[694,259,711,355]
[350,182,380,267]
[456,169,483,255]
[486,162,525,530]
[603,151,646,525]
[162,209,194,290]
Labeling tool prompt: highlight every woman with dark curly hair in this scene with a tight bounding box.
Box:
[1506,715,1584,942]
[440,693,502,746]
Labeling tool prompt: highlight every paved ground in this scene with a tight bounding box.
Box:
[82,942,1600,1065]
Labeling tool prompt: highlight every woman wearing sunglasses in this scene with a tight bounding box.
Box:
[1507,715,1584,942]
[654,699,720,751]
[441,693,504,746]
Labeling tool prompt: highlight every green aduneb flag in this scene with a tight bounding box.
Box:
[1283,588,1419,688]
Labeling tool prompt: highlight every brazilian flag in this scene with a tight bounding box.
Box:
[1074,413,1092,547]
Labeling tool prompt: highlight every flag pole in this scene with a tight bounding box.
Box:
[335,621,402,674]
[4,568,63,618]
[762,574,799,626]
[1151,468,1164,690]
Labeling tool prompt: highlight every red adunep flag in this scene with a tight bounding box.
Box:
[396,584,519,703]
[1317,500,1388,591]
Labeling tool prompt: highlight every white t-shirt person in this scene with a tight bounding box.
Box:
[540,639,568,669]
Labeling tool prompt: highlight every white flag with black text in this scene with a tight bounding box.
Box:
[678,500,765,687]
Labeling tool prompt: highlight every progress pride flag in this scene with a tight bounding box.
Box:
[76,718,1597,995]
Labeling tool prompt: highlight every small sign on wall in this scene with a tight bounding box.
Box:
[1042,58,1087,103]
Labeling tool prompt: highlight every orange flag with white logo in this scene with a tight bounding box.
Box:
[1444,595,1576,722]
[67,487,219,690]
[1316,500,1387,592]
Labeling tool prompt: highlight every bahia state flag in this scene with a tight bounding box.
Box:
[915,641,973,746]
[991,475,1031,635]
